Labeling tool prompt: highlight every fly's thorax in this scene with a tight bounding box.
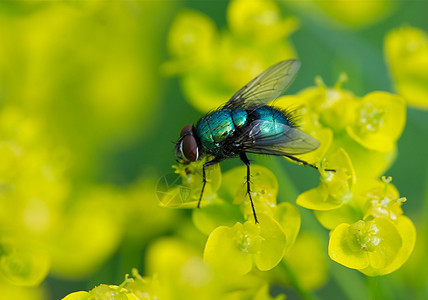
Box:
[252,106,294,135]
[196,109,247,155]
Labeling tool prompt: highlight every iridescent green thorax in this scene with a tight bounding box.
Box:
[196,109,249,154]
[253,106,293,136]
[196,110,234,153]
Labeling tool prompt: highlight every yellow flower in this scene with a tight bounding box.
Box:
[204,214,286,276]
[329,218,402,270]
[297,148,355,211]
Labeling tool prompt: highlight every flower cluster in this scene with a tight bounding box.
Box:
[276,76,415,276]
[160,160,304,277]
[62,269,160,300]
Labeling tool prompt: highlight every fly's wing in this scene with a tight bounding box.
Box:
[236,120,320,156]
[223,59,301,110]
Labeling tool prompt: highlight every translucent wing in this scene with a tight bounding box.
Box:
[236,120,319,156]
[224,59,301,110]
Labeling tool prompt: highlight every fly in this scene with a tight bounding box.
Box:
[175,59,328,223]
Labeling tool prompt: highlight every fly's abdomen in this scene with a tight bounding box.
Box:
[253,106,293,135]
[196,110,236,154]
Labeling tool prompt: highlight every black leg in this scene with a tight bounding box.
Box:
[198,158,221,208]
[285,155,336,172]
[239,153,259,224]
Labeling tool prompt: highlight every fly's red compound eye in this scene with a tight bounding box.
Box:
[176,124,199,162]
[182,134,198,161]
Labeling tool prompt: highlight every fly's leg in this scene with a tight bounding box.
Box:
[198,158,221,208]
[240,153,259,224]
[285,155,336,172]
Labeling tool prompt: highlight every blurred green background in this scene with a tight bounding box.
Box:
[1,0,428,299]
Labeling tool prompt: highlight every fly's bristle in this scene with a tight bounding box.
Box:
[287,110,301,128]
[274,106,300,128]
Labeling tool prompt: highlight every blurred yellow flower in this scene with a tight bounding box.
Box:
[166,0,298,112]
[291,0,397,29]
[385,25,428,109]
